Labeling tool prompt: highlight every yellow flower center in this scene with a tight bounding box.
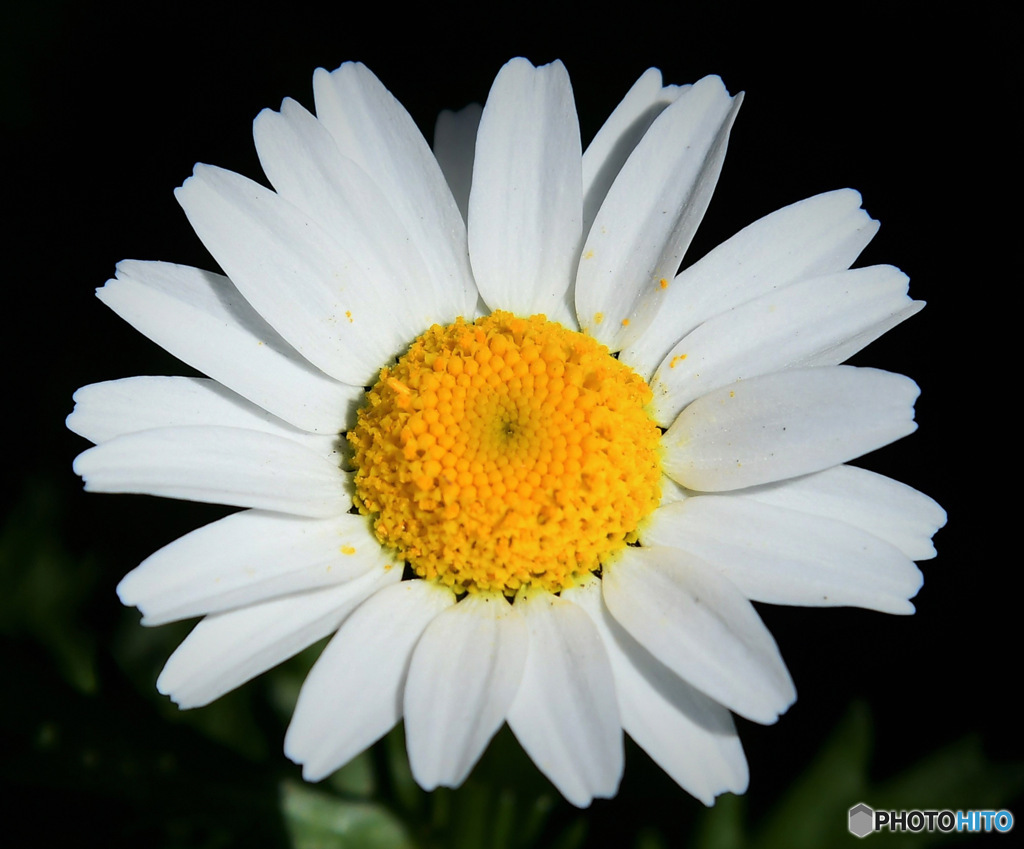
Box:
[349,311,662,596]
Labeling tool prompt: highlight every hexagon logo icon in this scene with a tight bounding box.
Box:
[849,803,875,838]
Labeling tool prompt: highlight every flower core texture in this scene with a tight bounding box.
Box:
[350,311,663,596]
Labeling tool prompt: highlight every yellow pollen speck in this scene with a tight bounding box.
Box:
[659,278,669,289]
[729,390,736,397]
[669,354,688,369]
[593,312,604,325]
[341,545,356,555]
[349,311,662,596]
[345,310,354,323]
[387,377,411,395]
[621,318,630,327]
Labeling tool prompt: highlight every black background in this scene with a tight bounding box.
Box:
[4,1,1017,846]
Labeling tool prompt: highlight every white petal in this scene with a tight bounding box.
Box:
[649,265,923,423]
[581,68,686,236]
[404,593,527,789]
[157,565,399,709]
[312,62,477,317]
[658,475,691,507]
[176,164,413,386]
[506,590,622,807]
[661,366,920,489]
[737,465,946,561]
[254,99,466,331]
[468,58,581,325]
[72,426,350,517]
[621,189,880,379]
[67,377,340,462]
[96,260,362,433]
[577,76,741,351]
[642,498,923,614]
[603,547,796,724]
[565,577,747,804]
[118,509,394,625]
[285,580,455,782]
[434,103,482,224]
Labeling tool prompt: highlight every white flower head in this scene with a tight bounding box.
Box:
[68,58,945,808]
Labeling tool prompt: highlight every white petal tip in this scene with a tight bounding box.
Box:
[300,764,328,783]
[284,744,335,784]
[114,575,134,607]
[156,681,198,711]
[742,678,797,726]
[65,409,84,439]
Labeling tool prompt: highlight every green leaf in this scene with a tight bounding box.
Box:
[693,792,747,849]
[281,780,415,849]
[753,703,872,849]
[692,703,1024,849]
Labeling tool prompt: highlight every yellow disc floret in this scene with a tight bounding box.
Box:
[349,311,662,596]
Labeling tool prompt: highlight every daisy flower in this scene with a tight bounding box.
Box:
[68,58,945,807]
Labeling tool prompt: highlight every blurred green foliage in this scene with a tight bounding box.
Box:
[694,705,1024,849]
